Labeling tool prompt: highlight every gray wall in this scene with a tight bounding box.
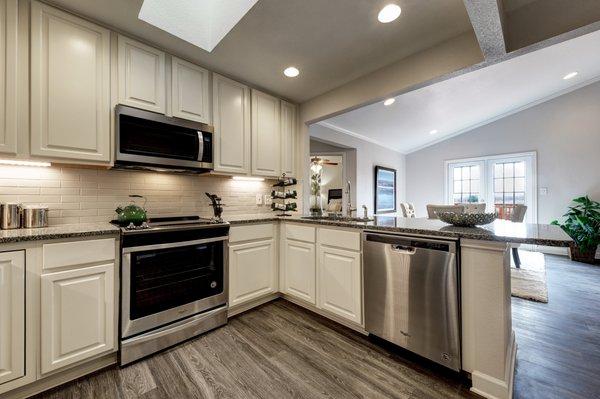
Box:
[310,124,406,215]
[406,81,600,223]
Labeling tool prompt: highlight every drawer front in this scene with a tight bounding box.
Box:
[285,224,316,243]
[318,228,361,251]
[229,223,274,243]
[43,238,116,270]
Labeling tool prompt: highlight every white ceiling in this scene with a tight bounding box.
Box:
[321,29,600,154]
[45,0,473,102]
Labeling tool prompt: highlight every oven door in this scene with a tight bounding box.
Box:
[121,236,228,339]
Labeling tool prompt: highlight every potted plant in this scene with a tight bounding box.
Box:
[551,196,600,264]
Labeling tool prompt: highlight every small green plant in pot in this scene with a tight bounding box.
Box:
[551,196,600,264]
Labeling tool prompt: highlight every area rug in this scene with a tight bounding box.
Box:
[511,250,548,303]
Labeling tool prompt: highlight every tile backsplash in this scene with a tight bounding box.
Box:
[0,166,277,225]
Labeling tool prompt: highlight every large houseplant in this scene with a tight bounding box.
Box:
[551,196,600,264]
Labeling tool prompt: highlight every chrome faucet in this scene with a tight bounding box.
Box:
[345,180,356,217]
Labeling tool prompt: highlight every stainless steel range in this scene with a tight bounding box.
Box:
[115,216,229,366]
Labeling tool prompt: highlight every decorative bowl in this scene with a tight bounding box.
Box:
[436,211,497,227]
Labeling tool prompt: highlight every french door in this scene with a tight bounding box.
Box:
[447,152,536,223]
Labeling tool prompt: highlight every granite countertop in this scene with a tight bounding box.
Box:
[228,214,573,247]
[0,222,120,244]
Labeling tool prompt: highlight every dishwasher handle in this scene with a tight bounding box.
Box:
[390,244,416,255]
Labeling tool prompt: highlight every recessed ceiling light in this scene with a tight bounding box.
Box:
[429,129,438,135]
[383,98,395,106]
[378,4,401,23]
[562,71,578,80]
[284,67,300,77]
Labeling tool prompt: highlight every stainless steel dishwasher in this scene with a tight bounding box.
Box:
[363,232,461,371]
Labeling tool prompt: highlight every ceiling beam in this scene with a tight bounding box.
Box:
[463,0,507,61]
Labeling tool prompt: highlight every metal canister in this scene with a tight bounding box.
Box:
[21,205,49,228]
[1,203,21,229]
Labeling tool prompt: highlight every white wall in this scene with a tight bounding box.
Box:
[406,80,600,223]
[309,124,406,215]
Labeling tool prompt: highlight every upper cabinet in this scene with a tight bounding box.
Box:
[0,0,17,155]
[251,89,281,177]
[117,35,165,114]
[212,74,251,175]
[280,100,297,177]
[30,1,111,162]
[171,56,210,123]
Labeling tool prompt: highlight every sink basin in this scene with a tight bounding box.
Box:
[301,215,373,223]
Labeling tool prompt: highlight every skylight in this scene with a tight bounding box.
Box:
[138,0,259,52]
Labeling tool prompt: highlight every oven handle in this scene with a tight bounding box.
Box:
[122,236,228,254]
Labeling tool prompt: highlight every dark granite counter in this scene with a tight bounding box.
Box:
[0,222,120,245]
[227,214,572,247]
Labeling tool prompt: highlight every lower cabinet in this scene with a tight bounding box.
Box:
[317,246,362,324]
[40,263,115,374]
[229,239,277,307]
[283,239,316,304]
[0,251,25,386]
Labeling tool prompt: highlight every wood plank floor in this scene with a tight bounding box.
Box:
[512,254,600,399]
[33,254,599,399]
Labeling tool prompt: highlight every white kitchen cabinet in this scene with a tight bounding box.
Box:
[317,246,362,324]
[212,74,251,174]
[251,89,281,177]
[30,1,111,162]
[0,251,24,386]
[171,56,210,123]
[118,35,165,113]
[229,239,277,307]
[283,239,316,304]
[0,0,17,155]
[40,263,115,374]
[280,100,296,177]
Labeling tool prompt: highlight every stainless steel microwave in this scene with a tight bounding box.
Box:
[114,105,214,173]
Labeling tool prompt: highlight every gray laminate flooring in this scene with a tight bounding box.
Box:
[33,301,475,399]
[33,254,599,399]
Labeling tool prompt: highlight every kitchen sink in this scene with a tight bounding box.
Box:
[300,215,373,222]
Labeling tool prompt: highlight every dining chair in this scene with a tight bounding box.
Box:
[509,204,528,268]
[426,204,465,219]
[400,203,416,218]
[463,203,486,214]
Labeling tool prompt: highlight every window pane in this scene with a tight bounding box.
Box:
[494,163,503,178]
[515,192,525,204]
[462,167,470,179]
[494,193,503,204]
[504,163,514,178]
[514,161,525,177]
[504,193,514,204]
[515,177,525,192]
[453,194,462,204]
[471,179,480,193]
[471,166,480,179]
[494,178,503,192]
[453,167,461,180]
[453,180,461,194]
[504,177,514,192]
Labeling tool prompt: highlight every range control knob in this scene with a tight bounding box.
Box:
[210,281,217,288]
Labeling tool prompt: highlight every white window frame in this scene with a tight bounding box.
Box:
[444,151,537,223]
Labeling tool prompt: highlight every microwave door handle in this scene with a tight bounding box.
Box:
[197,131,204,162]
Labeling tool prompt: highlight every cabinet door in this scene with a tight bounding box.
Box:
[0,251,24,385]
[0,0,17,155]
[118,35,165,113]
[280,100,296,177]
[284,239,316,304]
[213,74,251,174]
[229,239,277,307]
[171,56,210,123]
[41,263,115,374]
[251,90,281,177]
[317,246,362,324]
[30,1,111,162]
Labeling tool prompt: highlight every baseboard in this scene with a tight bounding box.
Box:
[470,331,516,399]
[227,293,281,317]
[0,353,117,399]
